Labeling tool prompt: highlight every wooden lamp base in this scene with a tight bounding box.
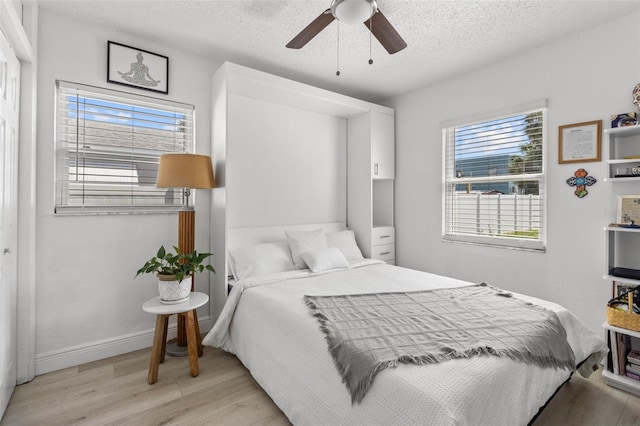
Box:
[167,209,196,356]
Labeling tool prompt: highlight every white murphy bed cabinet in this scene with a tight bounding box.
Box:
[602,124,640,397]
[211,62,395,319]
[348,105,395,264]
[371,110,395,179]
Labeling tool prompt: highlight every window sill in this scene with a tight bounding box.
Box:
[442,235,546,253]
[54,206,183,215]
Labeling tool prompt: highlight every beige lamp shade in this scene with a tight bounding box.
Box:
[156,153,215,189]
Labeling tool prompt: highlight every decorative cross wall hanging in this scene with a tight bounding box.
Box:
[566,168,597,198]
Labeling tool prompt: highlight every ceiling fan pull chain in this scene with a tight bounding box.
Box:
[336,20,341,76]
[368,4,373,65]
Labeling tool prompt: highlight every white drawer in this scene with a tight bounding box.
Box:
[371,243,395,262]
[371,226,395,246]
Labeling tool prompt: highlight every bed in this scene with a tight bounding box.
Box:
[202,224,607,426]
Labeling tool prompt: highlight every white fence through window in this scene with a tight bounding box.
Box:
[451,193,541,238]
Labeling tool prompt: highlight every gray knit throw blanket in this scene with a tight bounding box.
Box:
[304,283,576,404]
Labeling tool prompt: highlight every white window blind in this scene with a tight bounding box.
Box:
[443,108,545,251]
[55,80,194,214]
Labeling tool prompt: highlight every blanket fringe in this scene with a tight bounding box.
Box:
[341,347,575,404]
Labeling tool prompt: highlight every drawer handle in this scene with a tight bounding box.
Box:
[374,163,378,175]
[379,235,391,238]
[380,252,391,255]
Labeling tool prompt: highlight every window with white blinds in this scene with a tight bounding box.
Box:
[443,108,546,251]
[55,80,194,214]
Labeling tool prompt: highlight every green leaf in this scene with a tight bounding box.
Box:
[135,244,216,282]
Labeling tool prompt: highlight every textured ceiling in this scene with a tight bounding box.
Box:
[34,0,640,102]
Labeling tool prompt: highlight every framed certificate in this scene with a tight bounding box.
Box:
[558,120,602,164]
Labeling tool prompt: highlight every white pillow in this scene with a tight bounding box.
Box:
[285,228,328,269]
[229,242,296,280]
[326,229,364,261]
[300,248,349,273]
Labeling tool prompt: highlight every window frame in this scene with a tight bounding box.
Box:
[442,105,547,252]
[54,80,195,215]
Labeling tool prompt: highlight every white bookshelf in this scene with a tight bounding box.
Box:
[603,124,640,396]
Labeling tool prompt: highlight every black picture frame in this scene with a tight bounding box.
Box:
[107,41,169,94]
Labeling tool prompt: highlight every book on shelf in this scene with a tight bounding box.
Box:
[611,330,620,374]
[607,331,614,373]
[629,349,640,366]
[626,370,640,381]
[609,331,633,375]
[617,333,628,375]
[627,362,640,375]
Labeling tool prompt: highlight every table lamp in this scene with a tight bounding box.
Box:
[156,153,214,354]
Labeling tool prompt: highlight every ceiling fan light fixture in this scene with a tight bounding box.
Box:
[330,0,377,25]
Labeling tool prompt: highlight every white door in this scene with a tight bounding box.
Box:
[0,28,20,419]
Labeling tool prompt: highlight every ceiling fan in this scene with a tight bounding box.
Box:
[286,0,407,55]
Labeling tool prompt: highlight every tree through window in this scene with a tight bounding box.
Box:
[443,107,545,250]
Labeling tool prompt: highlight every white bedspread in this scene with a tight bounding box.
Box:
[203,261,607,426]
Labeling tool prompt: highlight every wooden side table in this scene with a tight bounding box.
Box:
[142,292,209,384]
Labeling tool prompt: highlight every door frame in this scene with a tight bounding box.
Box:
[0,2,37,384]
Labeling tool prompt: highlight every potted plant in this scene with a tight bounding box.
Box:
[136,245,215,304]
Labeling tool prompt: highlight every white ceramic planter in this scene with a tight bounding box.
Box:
[157,274,191,304]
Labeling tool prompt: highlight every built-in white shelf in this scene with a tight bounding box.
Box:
[605,226,640,233]
[604,176,640,183]
[604,125,640,137]
[604,322,640,339]
[603,124,640,397]
[602,370,640,397]
[603,275,640,286]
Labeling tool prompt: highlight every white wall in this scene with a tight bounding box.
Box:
[35,10,221,373]
[227,94,347,228]
[389,12,640,335]
[6,1,21,20]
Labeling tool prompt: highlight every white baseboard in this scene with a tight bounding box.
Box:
[35,316,212,376]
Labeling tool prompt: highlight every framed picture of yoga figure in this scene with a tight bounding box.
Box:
[107,41,169,94]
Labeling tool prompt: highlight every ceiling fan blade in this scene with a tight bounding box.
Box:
[286,9,335,49]
[365,9,407,54]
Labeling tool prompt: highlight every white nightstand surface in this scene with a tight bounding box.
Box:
[142,292,209,315]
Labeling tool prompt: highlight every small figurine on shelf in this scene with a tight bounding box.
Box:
[612,112,638,128]
[624,215,635,225]
[621,215,640,228]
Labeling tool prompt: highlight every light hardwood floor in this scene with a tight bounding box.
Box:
[1,346,639,426]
